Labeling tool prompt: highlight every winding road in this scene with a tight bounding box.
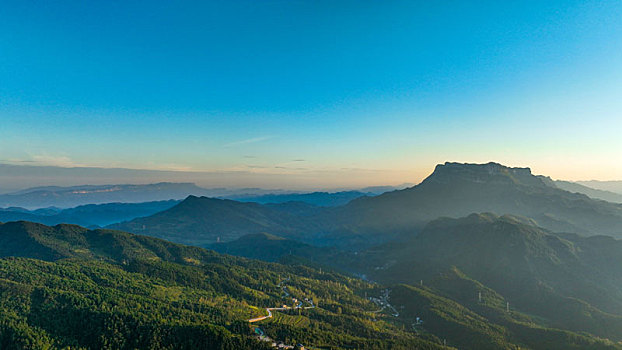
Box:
[248,279,315,323]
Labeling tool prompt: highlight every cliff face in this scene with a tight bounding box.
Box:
[422,162,547,187]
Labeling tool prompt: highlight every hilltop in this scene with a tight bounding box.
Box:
[109,196,323,245]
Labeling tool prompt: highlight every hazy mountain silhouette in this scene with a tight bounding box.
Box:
[108,162,622,249]
[553,180,622,203]
[338,162,622,237]
[578,180,622,194]
[0,182,210,209]
[225,190,373,207]
[0,200,179,228]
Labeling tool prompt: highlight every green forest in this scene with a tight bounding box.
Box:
[1,220,621,349]
[0,221,444,349]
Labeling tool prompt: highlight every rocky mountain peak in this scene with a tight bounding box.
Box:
[423,162,545,187]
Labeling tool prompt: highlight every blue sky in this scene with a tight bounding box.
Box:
[1,0,621,188]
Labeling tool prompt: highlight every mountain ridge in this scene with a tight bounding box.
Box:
[0,200,180,228]
[108,162,622,249]
[339,161,622,237]
[0,182,210,209]
[553,180,622,203]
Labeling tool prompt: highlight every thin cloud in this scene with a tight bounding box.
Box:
[223,136,273,148]
[0,159,36,163]
[274,166,309,171]
[32,155,80,167]
[5,154,86,168]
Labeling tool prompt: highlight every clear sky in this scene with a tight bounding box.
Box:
[1,0,621,189]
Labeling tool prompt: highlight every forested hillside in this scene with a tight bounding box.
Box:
[1,220,619,349]
[358,213,622,343]
[0,221,446,350]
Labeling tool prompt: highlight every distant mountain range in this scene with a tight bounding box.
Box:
[552,180,622,203]
[111,162,622,249]
[0,200,179,228]
[576,180,622,197]
[221,185,413,207]
[224,190,373,207]
[0,181,403,209]
[0,182,208,209]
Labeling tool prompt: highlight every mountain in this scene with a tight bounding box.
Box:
[108,195,377,248]
[338,162,622,237]
[225,190,373,207]
[0,220,455,350]
[225,185,416,207]
[0,200,179,228]
[358,213,622,341]
[577,180,622,194]
[2,221,619,350]
[109,196,323,245]
[553,180,622,203]
[0,182,211,209]
[110,162,622,249]
[207,211,622,345]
